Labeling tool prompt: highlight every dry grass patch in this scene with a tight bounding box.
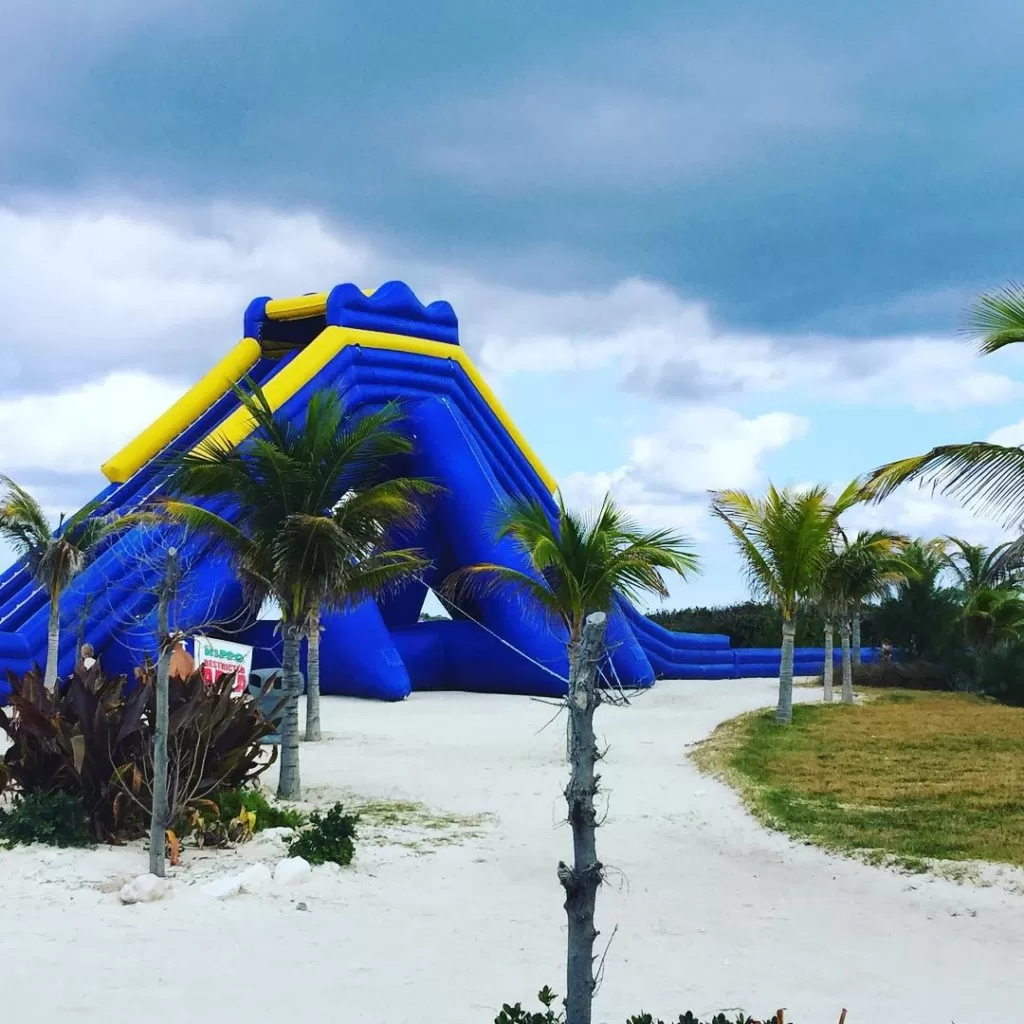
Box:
[693,691,1024,868]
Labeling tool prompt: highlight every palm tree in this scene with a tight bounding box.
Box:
[444,492,698,1024]
[867,284,1024,528]
[160,382,435,800]
[962,585,1024,654]
[872,538,959,662]
[710,480,863,724]
[817,530,909,703]
[942,536,1024,597]
[0,477,127,689]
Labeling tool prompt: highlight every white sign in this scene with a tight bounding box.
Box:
[192,636,253,695]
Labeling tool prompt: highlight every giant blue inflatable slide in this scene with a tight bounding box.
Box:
[0,282,866,700]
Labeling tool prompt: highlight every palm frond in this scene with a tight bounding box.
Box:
[866,442,1024,528]
[964,283,1024,354]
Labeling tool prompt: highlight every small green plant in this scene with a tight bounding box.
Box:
[494,987,563,1024]
[287,802,359,866]
[0,790,92,849]
[494,992,782,1024]
[216,786,307,831]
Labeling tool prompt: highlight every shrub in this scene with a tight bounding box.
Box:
[214,785,307,832]
[0,790,92,849]
[0,664,282,843]
[822,660,951,691]
[287,802,359,866]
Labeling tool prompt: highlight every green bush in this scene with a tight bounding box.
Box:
[0,790,92,849]
[287,802,359,866]
[216,785,307,831]
[821,660,951,691]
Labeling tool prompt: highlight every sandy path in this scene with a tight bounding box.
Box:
[1,679,1021,1023]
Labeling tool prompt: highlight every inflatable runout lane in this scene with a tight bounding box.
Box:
[0,282,880,701]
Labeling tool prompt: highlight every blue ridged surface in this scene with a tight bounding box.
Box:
[0,278,888,701]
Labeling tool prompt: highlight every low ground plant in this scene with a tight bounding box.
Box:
[494,989,799,1024]
[0,790,92,849]
[695,690,1024,867]
[287,802,359,866]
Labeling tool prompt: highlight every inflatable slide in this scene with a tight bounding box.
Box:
[0,281,860,700]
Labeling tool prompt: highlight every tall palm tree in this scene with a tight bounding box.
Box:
[160,382,435,800]
[867,284,1024,527]
[710,479,863,724]
[444,492,698,1024]
[0,477,127,689]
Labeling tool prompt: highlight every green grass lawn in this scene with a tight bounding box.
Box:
[694,691,1024,869]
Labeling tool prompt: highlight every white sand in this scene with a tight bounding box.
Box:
[2,678,1022,1023]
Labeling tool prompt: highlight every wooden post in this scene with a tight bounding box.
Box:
[149,547,177,878]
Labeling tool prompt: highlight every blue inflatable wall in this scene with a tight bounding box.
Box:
[0,281,869,702]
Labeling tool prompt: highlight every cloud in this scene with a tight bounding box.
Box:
[454,276,1018,412]
[0,371,188,475]
[420,29,858,192]
[561,407,808,539]
[0,201,376,390]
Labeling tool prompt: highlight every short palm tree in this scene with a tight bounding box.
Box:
[817,530,909,703]
[445,492,699,642]
[710,480,864,724]
[943,536,1024,597]
[443,492,698,1024]
[867,284,1024,527]
[962,585,1024,653]
[0,477,127,689]
[160,382,435,800]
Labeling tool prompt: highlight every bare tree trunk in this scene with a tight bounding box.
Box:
[149,548,177,878]
[277,620,303,801]
[44,592,60,691]
[852,607,862,666]
[841,619,854,705]
[560,611,608,1024]
[823,621,834,702]
[304,608,322,742]
[776,619,797,725]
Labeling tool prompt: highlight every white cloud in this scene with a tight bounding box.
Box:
[445,276,1017,412]
[1,201,1013,417]
[0,371,188,475]
[561,408,808,539]
[0,202,376,388]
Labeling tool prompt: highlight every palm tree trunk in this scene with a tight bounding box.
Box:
[852,607,862,666]
[841,619,854,704]
[44,591,60,691]
[304,609,322,742]
[823,621,834,702]
[560,611,607,1024]
[277,621,303,801]
[776,619,797,725]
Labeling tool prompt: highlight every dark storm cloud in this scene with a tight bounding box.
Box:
[1,0,1023,339]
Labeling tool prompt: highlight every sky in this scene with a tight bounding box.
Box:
[2,0,1024,610]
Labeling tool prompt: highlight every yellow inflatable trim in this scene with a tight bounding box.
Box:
[263,286,377,320]
[263,292,328,320]
[195,326,558,494]
[101,337,262,484]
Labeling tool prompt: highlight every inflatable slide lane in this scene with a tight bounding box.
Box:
[0,281,857,701]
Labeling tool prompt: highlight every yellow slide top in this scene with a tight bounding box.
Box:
[196,326,558,494]
[101,337,262,484]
